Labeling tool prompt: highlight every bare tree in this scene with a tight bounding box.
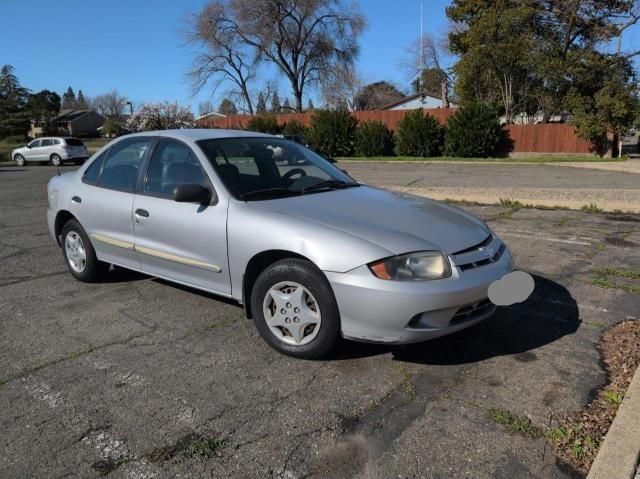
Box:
[186,1,257,114]
[399,33,453,104]
[221,0,366,112]
[92,90,127,120]
[198,99,215,116]
[321,63,363,111]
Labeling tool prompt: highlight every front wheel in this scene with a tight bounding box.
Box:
[50,154,62,166]
[61,219,109,282]
[250,258,340,359]
[14,154,25,166]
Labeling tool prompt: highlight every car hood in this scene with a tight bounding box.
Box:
[250,186,489,255]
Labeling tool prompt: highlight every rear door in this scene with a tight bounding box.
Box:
[73,137,153,270]
[132,138,231,295]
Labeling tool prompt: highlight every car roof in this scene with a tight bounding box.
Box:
[124,129,274,142]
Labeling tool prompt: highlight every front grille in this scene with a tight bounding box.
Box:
[452,234,506,272]
[450,299,495,325]
[458,243,506,271]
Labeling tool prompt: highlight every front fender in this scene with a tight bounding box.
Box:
[227,200,393,300]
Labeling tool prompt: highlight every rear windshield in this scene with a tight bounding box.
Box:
[64,138,84,146]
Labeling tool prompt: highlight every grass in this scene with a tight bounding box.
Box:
[601,390,624,406]
[145,433,226,464]
[590,266,640,295]
[487,408,544,438]
[581,203,604,213]
[337,155,625,163]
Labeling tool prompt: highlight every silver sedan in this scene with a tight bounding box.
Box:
[47,129,516,358]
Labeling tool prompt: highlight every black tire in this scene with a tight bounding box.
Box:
[250,258,340,359]
[61,219,109,282]
[50,154,62,166]
[14,154,25,166]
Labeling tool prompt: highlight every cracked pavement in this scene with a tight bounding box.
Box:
[1,165,639,478]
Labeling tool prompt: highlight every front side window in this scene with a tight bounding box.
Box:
[197,137,356,201]
[28,139,41,148]
[97,137,151,192]
[144,139,208,198]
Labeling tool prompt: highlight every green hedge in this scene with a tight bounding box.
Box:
[308,109,357,157]
[245,115,282,134]
[444,104,505,157]
[355,121,394,157]
[394,109,443,157]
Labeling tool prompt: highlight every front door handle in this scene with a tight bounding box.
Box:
[134,208,149,218]
[71,196,81,204]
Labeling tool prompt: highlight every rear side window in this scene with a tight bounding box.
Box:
[40,139,53,147]
[83,150,108,184]
[97,138,152,192]
[53,139,62,145]
[65,138,84,147]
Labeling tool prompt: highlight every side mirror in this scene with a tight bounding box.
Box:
[173,184,212,204]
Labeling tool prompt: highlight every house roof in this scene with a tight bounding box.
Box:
[196,111,227,120]
[379,91,445,110]
[55,109,93,121]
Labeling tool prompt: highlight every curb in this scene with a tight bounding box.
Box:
[588,365,640,479]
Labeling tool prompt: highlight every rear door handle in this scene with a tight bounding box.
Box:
[134,209,149,218]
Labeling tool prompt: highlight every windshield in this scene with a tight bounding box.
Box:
[197,137,358,201]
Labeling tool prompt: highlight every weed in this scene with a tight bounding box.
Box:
[397,365,417,399]
[146,433,226,464]
[499,198,524,209]
[547,427,568,443]
[487,408,544,438]
[581,203,603,213]
[590,278,640,295]
[602,390,624,406]
[593,267,640,280]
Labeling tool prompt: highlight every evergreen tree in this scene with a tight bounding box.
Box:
[76,90,88,109]
[282,97,291,111]
[61,87,76,109]
[256,92,267,114]
[218,98,238,115]
[270,91,281,112]
[307,98,314,111]
[0,65,30,138]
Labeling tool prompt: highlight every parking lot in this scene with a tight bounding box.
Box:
[1,165,639,478]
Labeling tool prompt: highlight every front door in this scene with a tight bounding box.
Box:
[24,139,42,162]
[132,138,230,295]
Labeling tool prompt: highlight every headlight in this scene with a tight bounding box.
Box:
[369,251,452,281]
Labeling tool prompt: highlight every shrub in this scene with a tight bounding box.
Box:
[102,118,122,137]
[282,120,309,137]
[308,109,357,157]
[394,109,443,157]
[355,121,394,156]
[245,115,282,134]
[444,103,505,157]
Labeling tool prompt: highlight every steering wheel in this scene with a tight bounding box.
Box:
[282,168,307,182]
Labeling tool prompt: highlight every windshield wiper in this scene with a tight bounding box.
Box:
[239,188,302,201]
[300,180,360,193]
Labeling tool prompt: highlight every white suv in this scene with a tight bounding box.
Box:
[12,137,89,166]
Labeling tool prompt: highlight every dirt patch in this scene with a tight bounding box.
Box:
[549,319,640,475]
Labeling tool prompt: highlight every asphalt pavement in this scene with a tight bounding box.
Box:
[1,165,639,478]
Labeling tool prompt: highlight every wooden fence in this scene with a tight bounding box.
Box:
[198,108,594,155]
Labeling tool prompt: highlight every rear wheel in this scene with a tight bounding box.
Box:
[14,154,25,166]
[50,154,62,166]
[250,258,340,359]
[61,219,109,282]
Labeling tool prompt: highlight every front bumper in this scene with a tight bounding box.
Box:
[325,247,514,344]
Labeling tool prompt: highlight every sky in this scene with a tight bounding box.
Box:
[1,0,639,113]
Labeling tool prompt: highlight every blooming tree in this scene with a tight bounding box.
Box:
[127,102,194,131]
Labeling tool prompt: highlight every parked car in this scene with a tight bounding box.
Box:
[47,129,514,358]
[12,137,89,166]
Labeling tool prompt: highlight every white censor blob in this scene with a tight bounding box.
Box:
[488,271,535,306]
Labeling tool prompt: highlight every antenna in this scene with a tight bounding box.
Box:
[419,2,425,100]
